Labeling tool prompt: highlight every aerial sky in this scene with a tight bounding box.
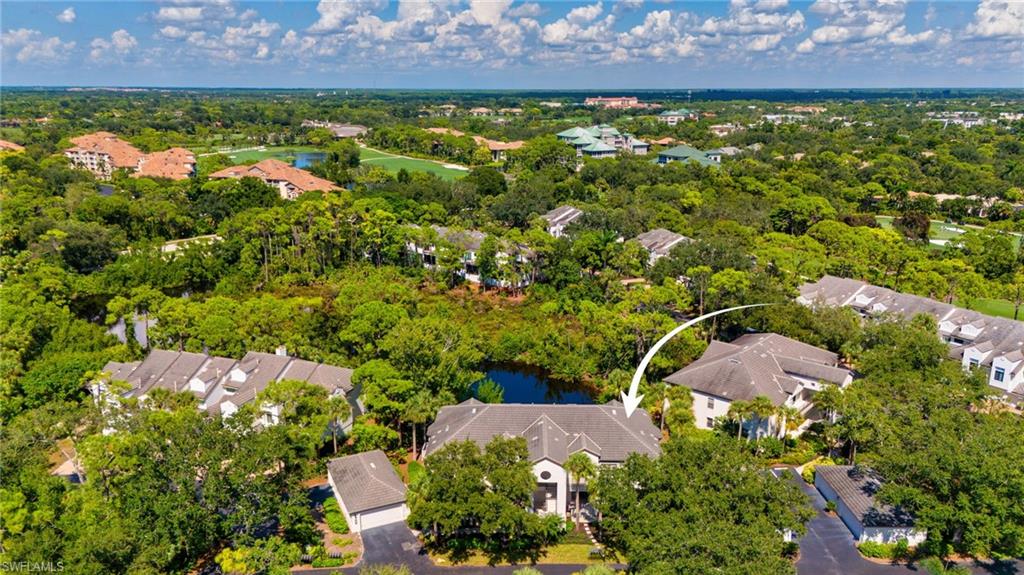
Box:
[1,0,1021,89]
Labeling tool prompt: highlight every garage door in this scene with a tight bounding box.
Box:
[357,504,408,531]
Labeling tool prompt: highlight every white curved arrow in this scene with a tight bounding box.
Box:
[621,304,773,418]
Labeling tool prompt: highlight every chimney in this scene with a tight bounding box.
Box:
[275,345,288,357]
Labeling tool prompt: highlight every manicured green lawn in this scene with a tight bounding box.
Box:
[359,146,468,181]
[225,145,321,164]
[430,544,609,566]
[956,298,1019,320]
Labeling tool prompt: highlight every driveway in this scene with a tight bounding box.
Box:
[791,470,1022,575]
[293,521,592,575]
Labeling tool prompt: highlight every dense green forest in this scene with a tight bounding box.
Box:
[1,90,1022,574]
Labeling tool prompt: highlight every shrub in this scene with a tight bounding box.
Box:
[825,500,837,514]
[322,498,350,534]
[513,568,544,575]
[801,456,836,483]
[858,541,902,559]
[312,556,345,568]
[580,565,616,575]
[333,536,353,548]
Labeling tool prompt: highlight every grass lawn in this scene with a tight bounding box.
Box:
[225,145,322,164]
[359,146,468,181]
[876,215,1022,248]
[430,544,610,567]
[956,298,1019,320]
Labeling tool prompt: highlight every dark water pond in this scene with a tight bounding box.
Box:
[475,363,594,404]
[292,152,326,168]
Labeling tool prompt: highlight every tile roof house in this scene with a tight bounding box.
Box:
[423,399,661,516]
[664,333,853,435]
[424,127,523,161]
[815,465,926,546]
[540,205,584,238]
[798,275,1024,405]
[635,228,690,263]
[65,131,146,179]
[0,139,25,152]
[657,108,699,125]
[134,147,196,180]
[209,158,338,200]
[556,125,649,157]
[656,144,717,167]
[96,348,357,427]
[326,450,409,533]
[65,132,195,180]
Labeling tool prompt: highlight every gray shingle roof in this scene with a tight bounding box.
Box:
[816,465,916,528]
[635,228,690,258]
[541,205,584,227]
[99,349,354,413]
[800,275,1024,370]
[664,333,851,404]
[327,450,407,514]
[423,400,661,464]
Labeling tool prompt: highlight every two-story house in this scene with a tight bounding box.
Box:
[540,205,584,238]
[664,333,853,436]
[798,275,1024,404]
[422,399,661,517]
[95,348,359,429]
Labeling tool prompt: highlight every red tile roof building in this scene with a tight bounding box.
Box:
[209,158,337,200]
[65,132,195,181]
[65,132,145,178]
[0,139,25,152]
[134,147,196,180]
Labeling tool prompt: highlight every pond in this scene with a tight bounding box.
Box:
[475,363,594,404]
[292,151,326,168]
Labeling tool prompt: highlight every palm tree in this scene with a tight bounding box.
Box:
[404,390,437,460]
[748,396,776,440]
[728,400,752,439]
[326,395,352,454]
[564,452,598,527]
[775,405,804,439]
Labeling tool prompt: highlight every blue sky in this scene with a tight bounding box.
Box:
[1,1,1021,88]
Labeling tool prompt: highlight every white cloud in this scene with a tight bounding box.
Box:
[56,7,76,24]
[748,32,783,51]
[90,28,137,61]
[1,28,75,63]
[159,25,188,39]
[566,2,604,25]
[965,0,1024,38]
[156,6,204,23]
[508,3,542,18]
[308,0,387,33]
[253,43,269,59]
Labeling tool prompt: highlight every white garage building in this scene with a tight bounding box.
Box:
[815,465,927,546]
[326,450,409,533]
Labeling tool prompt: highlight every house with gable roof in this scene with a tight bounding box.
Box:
[422,399,661,516]
[635,228,690,264]
[798,275,1024,405]
[556,125,649,158]
[540,205,584,238]
[664,333,853,436]
[209,158,338,200]
[95,348,359,429]
[327,450,409,533]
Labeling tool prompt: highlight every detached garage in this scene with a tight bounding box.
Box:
[815,465,926,546]
[326,450,409,533]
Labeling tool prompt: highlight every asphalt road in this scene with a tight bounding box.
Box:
[792,470,1021,575]
[297,481,1020,575]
